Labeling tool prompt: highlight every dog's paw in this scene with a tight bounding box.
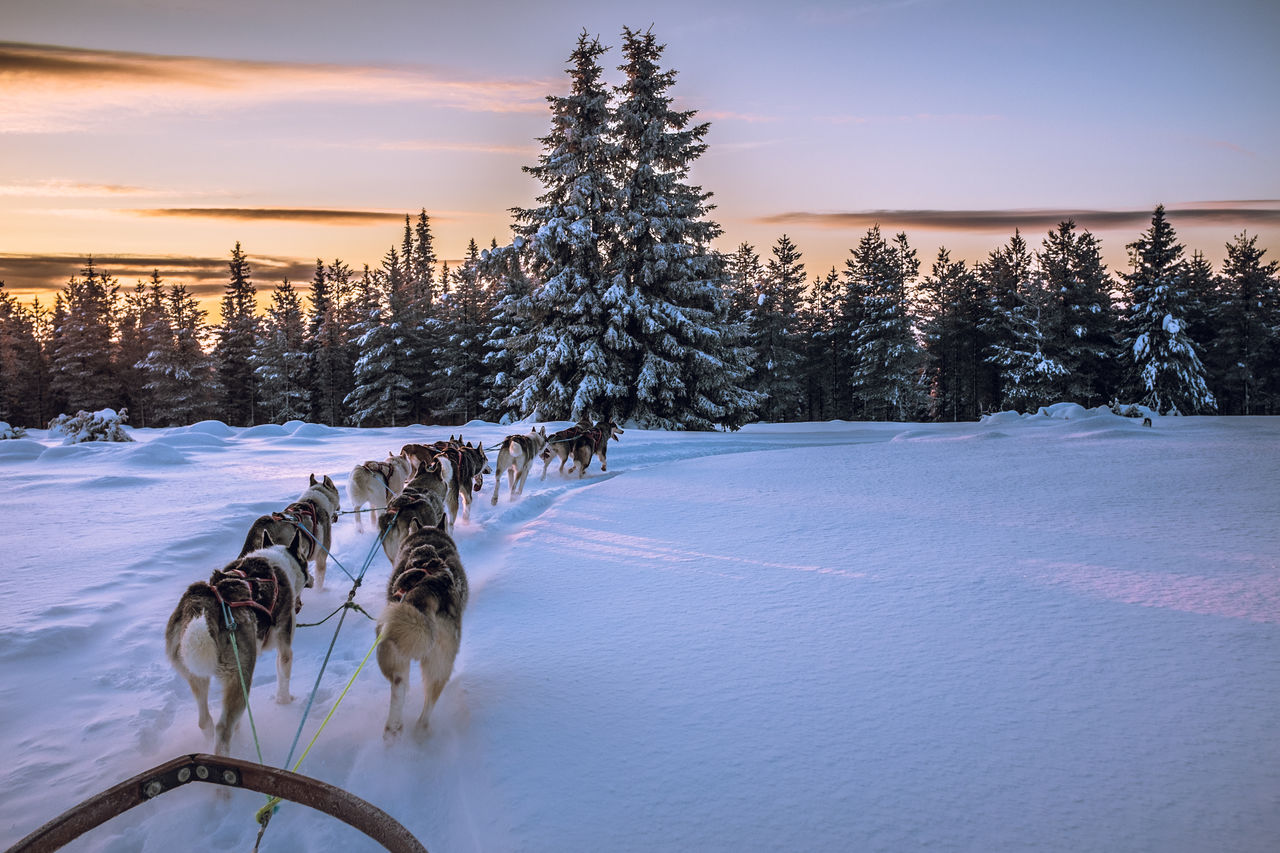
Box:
[275,691,295,705]
[383,723,403,745]
[411,721,431,743]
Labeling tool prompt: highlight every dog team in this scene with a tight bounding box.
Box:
[165,419,622,754]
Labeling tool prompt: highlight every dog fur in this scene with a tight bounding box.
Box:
[165,530,309,756]
[491,426,548,505]
[379,460,450,563]
[565,419,623,478]
[348,454,413,532]
[539,418,593,480]
[376,521,468,741]
[237,474,340,590]
[434,441,491,527]
[400,436,461,468]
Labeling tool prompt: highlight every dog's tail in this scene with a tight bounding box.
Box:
[166,601,222,679]
[376,603,433,672]
[504,437,523,460]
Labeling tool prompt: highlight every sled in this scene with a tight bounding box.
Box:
[7,753,427,853]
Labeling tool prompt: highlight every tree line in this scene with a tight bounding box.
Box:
[1,28,1278,430]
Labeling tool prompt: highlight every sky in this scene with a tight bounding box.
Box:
[2,0,1278,313]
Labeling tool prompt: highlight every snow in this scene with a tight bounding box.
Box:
[2,416,1278,852]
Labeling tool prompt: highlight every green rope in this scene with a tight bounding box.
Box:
[220,601,265,766]
[255,631,385,828]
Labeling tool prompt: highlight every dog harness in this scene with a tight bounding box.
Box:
[201,568,287,636]
[390,562,449,602]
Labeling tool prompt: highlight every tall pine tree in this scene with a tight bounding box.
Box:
[610,26,756,429]
[214,243,259,425]
[505,32,621,421]
[1121,206,1214,415]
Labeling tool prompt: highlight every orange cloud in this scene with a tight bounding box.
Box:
[757,205,1280,232]
[0,252,318,301]
[131,208,408,225]
[0,41,550,132]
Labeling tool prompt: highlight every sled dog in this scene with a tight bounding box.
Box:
[491,426,548,505]
[539,418,593,480]
[348,454,413,532]
[237,474,340,590]
[400,436,461,468]
[434,441,491,527]
[566,418,623,478]
[376,521,468,741]
[379,459,450,563]
[165,530,309,756]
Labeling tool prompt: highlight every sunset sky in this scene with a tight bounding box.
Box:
[2,0,1277,313]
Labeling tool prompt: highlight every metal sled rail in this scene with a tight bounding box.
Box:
[6,753,428,853]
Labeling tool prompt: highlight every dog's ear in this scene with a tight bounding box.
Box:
[323,475,335,489]
[310,473,318,486]
[288,528,306,561]
[436,513,449,531]
[407,517,422,535]
[260,529,273,550]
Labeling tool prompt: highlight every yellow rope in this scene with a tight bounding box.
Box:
[254,631,385,827]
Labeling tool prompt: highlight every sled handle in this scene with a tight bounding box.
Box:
[6,753,427,853]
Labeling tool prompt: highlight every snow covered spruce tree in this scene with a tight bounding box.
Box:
[436,239,496,424]
[608,26,756,429]
[917,248,984,421]
[481,241,536,423]
[745,234,808,422]
[978,231,1048,412]
[846,227,926,421]
[1037,221,1119,407]
[49,259,121,415]
[138,282,216,425]
[304,259,356,426]
[253,279,309,423]
[346,253,416,426]
[1213,231,1279,415]
[214,243,259,425]
[0,282,51,427]
[1121,206,1214,415]
[505,32,622,421]
[801,266,844,421]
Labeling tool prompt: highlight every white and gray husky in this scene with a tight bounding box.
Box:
[348,453,413,532]
[379,460,449,564]
[490,426,548,505]
[238,474,340,590]
[165,530,309,757]
[376,520,468,742]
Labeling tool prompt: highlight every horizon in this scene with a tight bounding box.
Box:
[2,0,1277,313]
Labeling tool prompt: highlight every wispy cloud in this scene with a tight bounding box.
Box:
[131,207,408,225]
[0,179,169,198]
[702,110,779,124]
[0,252,319,298]
[757,204,1280,232]
[818,112,1004,125]
[0,41,551,132]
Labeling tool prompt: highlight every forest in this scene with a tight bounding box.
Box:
[2,30,1277,431]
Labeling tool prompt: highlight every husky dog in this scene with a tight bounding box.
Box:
[237,474,340,590]
[566,419,623,478]
[434,442,491,527]
[400,436,460,468]
[539,418,593,480]
[348,454,413,533]
[379,460,450,562]
[166,530,309,756]
[490,426,548,505]
[376,521,468,742]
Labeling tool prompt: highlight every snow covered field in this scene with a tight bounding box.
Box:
[1,410,1278,852]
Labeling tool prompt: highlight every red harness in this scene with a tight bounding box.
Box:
[203,568,281,629]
